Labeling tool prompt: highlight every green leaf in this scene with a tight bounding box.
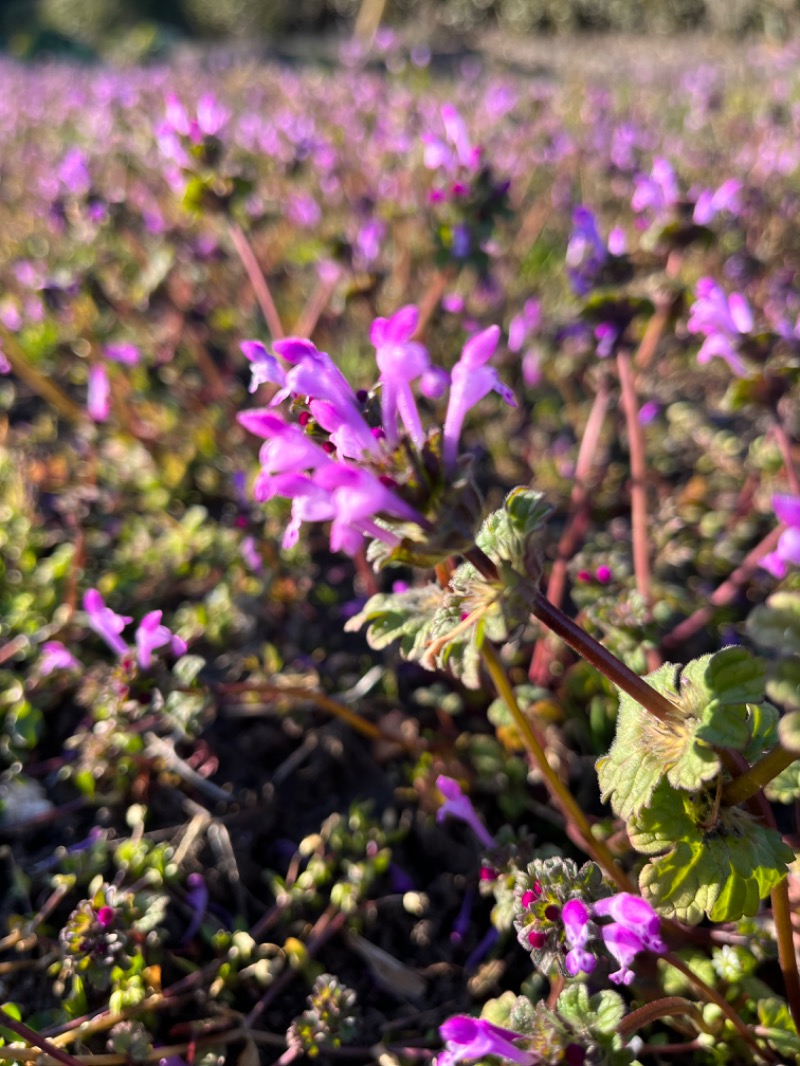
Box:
[634,782,793,923]
[344,587,443,656]
[598,649,771,821]
[778,711,800,754]
[767,658,800,712]
[757,997,800,1058]
[764,757,800,804]
[747,591,800,655]
[556,984,626,1040]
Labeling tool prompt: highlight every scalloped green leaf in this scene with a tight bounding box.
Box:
[557,984,626,1039]
[757,997,800,1059]
[343,587,443,655]
[767,657,800,712]
[635,787,793,923]
[747,592,800,655]
[765,757,800,804]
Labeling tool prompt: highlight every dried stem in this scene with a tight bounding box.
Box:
[228,222,285,341]
[481,641,634,892]
[529,381,609,683]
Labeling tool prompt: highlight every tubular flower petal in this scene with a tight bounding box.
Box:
[83,590,132,658]
[437,1016,537,1066]
[435,775,495,849]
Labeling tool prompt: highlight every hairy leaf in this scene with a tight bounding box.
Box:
[633,782,793,923]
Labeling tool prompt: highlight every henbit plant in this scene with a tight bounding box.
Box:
[234,292,800,1061]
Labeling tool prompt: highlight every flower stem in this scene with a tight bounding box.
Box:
[721,744,798,808]
[529,381,610,684]
[0,1008,87,1066]
[530,590,677,722]
[0,331,86,424]
[661,524,782,651]
[228,222,285,341]
[480,641,634,892]
[617,350,652,611]
[617,996,714,1039]
[771,877,800,1036]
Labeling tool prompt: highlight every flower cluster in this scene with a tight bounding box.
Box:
[687,277,753,376]
[237,309,515,556]
[40,590,185,674]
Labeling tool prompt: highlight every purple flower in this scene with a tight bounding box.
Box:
[566,207,608,296]
[593,892,667,985]
[687,278,752,376]
[693,178,743,225]
[761,494,800,578]
[562,899,596,977]
[0,346,11,375]
[436,1016,536,1066]
[181,872,208,945]
[83,589,132,657]
[58,148,91,197]
[87,364,110,422]
[241,341,288,395]
[371,305,430,448]
[135,610,186,670]
[38,641,80,675]
[435,775,495,849]
[508,299,541,353]
[632,157,679,219]
[443,326,516,472]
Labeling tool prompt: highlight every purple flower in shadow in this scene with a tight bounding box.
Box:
[435,775,495,849]
[83,589,132,657]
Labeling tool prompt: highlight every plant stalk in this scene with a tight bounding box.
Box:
[228,222,285,341]
[0,1009,86,1066]
[617,350,652,609]
[481,641,633,892]
[530,590,677,722]
[721,744,798,808]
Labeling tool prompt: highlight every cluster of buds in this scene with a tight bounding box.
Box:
[286,973,358,1057]
[237,308,515,559]
[58,883,136,992]
[514,859,667,986]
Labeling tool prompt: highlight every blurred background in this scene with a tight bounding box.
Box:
[2,0,800,61]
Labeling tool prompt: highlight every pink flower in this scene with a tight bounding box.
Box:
[443,326,516,472]
[371,305,430,448]
[83,589,132,657]
[437,1016,536,1066]
[135,611,186,669]
[435,775,495,849]
[761,494,800,578]
[87,364,110,422]
[38,641,80,675]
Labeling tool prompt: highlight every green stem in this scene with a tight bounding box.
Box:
[721,745,798,808]
[0,332,86,424]
[481,641,633,892]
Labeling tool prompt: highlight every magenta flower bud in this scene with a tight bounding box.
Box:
[527,929,547,949]
[95,905,115,928]
[435,775,495,849]
[520,889,537,908]
[595,565,612,583]
[576,570,592,582]
[479,866,498,882]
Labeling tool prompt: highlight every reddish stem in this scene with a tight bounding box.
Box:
[529,382,609,684]
[228,222,285,341]
[617,350,652,608]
